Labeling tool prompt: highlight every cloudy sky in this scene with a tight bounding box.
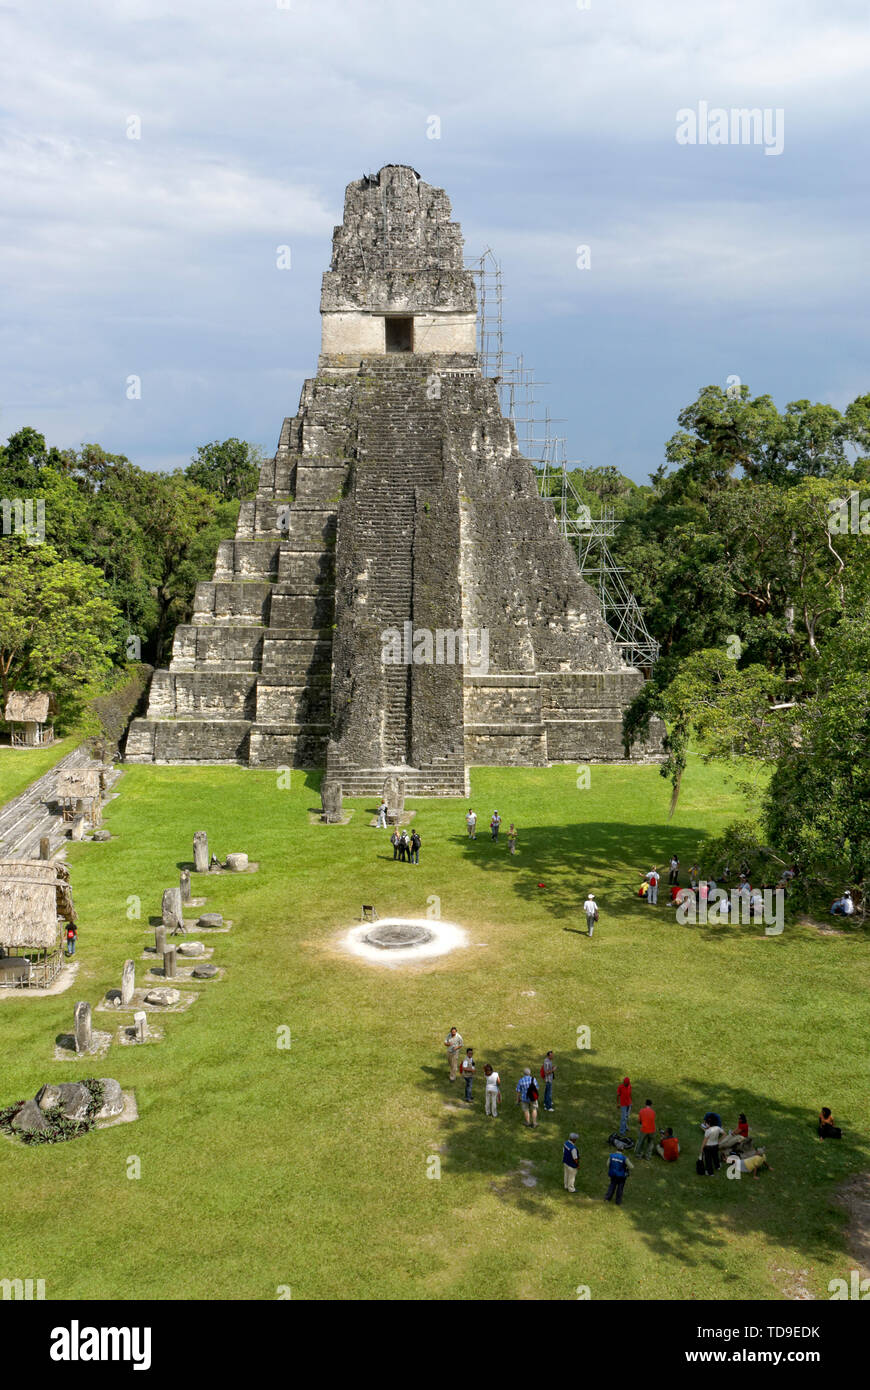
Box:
[1,0,868,481]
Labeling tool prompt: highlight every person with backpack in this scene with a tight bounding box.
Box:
[541,1051,556,1111]
[390,829,401,861]
[563,1132,580,1191]
[583,891,598,937]
[645,868,660,905]
[516,1068,539,1128]
[400,830,411,863]
[376,798,388,829]
[65,923,78,957]
[459,1048,476,1103]
[410,829,421,865]
[617,1076,632,1136]
[605,1148,633,1204]
[490,811,501,841]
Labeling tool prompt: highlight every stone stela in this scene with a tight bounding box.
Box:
[126,164,664,789]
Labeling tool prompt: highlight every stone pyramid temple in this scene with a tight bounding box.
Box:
[127,164,662,792]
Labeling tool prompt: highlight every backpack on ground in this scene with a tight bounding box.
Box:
[608,1131,635,1151]
[608,1151,628,1179]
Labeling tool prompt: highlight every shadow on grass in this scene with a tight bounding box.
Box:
[419,1049,865,1262]
[451,823,801,943]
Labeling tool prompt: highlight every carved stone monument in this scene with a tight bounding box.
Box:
[120,959,135,1006]
[74,1001,92,1054]
[321,779,343,824]
[162,886,184,935]
[179,868,191,903]
[163,946,177,979]
[193,831,209,874]
[134,1010,148,1042]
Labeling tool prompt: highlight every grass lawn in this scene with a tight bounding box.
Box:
[0,736,78,804]
[1,754,866,1301]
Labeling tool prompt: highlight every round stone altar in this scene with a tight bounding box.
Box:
[363,922,434,950]
[344,917,467,967]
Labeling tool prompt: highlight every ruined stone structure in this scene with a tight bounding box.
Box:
[127,165,662,791]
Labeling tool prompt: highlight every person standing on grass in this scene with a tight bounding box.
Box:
[583,891,598,937]
[65,923,77,957]
[444,1027,463,1081]
[700,1118,724,1174]
[391,829,400,861]
[689,862,700,890]
[465,808,477,839]
[508,823,517,855]
[490,810,501,841]
[563,1132,580,1191]
[410,829,421,865]
[668,855,680,885]
[376,798,388,829]
[401,830,412,864]
[605,1148,633,1205]
[460,1048,476,1103]
[635,1099,657,1159]
[516,1068,539,1128]
[484,1064,501,1117]
[541,1051,556,1112]
[617,1076,632,1136]
[645,867,660,905]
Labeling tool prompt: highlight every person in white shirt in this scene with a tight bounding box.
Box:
[645,868,659,905]
[701,1121,724,1175]
[465,809,477,840]
[831,890,855,916]
[376,799,388,829]
[483,1064,501,1117]
[583,893,597,937]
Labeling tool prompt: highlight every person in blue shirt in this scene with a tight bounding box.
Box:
[563,1133,579,1191]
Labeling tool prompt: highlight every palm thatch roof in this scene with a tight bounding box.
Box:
[55,767,100,802]
[0,861,67,950]
[4,691,56,723]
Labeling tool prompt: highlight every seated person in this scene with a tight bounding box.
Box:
[830,891,854,917]
[656,1127,680,1161]
[719,1113,751,1153]
[818,1107,842,1139]
[735,1147,770,1178]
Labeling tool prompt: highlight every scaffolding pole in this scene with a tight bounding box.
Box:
[467,248,660,671]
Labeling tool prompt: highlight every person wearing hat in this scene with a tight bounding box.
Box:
[563,1132,580,1191]
[583,891,598,937]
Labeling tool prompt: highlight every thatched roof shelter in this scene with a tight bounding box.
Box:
[55,768,100,802]
[0,861,68,951]
[4,691,57,724]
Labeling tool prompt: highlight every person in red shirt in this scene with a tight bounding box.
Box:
[617,1076,632,1136]
[635,1099,657,1159]
[656,1127,680,1161]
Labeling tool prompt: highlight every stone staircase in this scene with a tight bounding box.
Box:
[0,747,120,861]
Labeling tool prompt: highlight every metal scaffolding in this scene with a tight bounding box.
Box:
[467,249,659,671]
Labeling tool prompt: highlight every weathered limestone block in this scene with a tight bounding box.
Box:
[134,1011,148,1042]
[179,869,191,903]
[162,887,184,933]
[225,852,248,872]
[96,1078,124,1118]
[193,831,209,874]
[321,780,343,823]
[154,925,166,956]
[163,947,177,979]
[121,959,135,1006]
[74,1001,92,1054]
[145,988,180,1006]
